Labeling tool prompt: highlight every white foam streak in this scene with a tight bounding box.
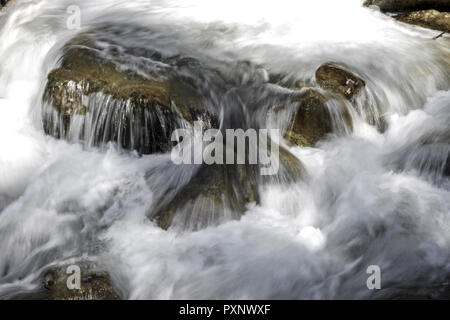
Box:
[0,0,450,299]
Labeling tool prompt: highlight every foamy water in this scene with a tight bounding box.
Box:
[0,0,449,299]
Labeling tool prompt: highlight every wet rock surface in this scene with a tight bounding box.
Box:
[150,143,306,230]
[315,63,365,99]
[42,268,119,300]
[283,90,332,147]
[44,31,362,153]
[271,63,362,148]
[152,163,260,230]
[43,36,219,154]
[282,89,353,147]
[395,10,450,32]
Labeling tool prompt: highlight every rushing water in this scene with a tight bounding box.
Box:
[0,0,450,299]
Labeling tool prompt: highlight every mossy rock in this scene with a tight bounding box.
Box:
[150,140,305,230]
[151,162,260,230]
[395,10,450,32]
[43,38,218,154]
[42,268,119,300]
[283,89,353,147]
[16,263,120,300]
[315,63,365,99]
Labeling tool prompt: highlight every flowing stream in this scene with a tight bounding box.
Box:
[0,0,450,299]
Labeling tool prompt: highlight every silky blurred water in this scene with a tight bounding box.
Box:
[0,0,449,299]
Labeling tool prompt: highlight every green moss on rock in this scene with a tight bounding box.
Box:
[395,9,450,32]
[152,162,260,230]
[43,39,218,154]
[42,269,120,300]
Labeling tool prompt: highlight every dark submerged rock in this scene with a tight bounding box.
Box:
[283,89,353,147]
[150,142,306,230]
[147,85,306,230]
[271,63,367,148]
[151,163,260,230]
[364,0,450,12]
[15,264,120,300]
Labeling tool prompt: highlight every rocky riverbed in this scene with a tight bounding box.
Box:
[0,0,449,300]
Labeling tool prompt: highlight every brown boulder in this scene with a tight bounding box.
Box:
[395,9,450,32]
[315,63,365,99]
[283,89,353,147]
[0,0,10,9]
[15,263,120,300]
[43,37,218,154]
[150,140,305,230]
[41,267,120,300]
[151,163,259,230]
